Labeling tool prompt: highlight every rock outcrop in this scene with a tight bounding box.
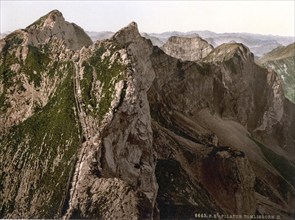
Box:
[161,36,213,61]
[26,10,93,50]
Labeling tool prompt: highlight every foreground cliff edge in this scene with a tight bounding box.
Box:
[0,10,294,219]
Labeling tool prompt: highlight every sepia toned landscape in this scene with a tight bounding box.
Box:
[0,2,294,219]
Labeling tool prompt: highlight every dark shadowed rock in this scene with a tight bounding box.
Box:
[148,40,295,219]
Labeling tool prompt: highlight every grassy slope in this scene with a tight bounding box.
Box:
[0,33,51,114]
[80,42,127,120]
[257,43,295,63]
[0,58,80,217]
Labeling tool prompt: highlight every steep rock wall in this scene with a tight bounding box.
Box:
[148,42,295,219]
[63,22,158,219]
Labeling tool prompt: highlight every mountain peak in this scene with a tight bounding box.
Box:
[204,42,254,62]
[26,9,64,30]
[47,9,63,16]
[128,21,138,29]
[43,9,64,25]
[112,21,141,46]
[258,42,295,63]
[24,10,92,50]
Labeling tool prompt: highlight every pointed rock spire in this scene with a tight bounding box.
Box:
[25,9,92,50]
[112,21,142,46]
[26,9,64,30]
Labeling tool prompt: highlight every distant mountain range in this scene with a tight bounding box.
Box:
[1,30,293,57]
[84,30,294,58]
[145,31,294,57]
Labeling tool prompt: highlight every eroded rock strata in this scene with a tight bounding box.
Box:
[161,36,214,61]
[0,10,294,220]
[148,43,295,219]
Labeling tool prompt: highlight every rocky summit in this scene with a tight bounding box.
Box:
[161,36,214,61]
[0,10,295,220]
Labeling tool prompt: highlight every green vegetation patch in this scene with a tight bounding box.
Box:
[0,62,80,218]
[80,62,95,108]
[0,34,25,113]
[273,58,295,103]
[0,94,5,107]
[0,34,51,88]
[0,35,55,115]
[81,43,127,120]
[24,45,51,87]
[0,36,22,88]
[1,34,23,54]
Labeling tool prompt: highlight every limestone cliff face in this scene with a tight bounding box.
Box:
[26,10,93,50]
[161,36,213,61]
[204,43,295,155]
[63,22,158,219]
[0,12,157,219]
[148,42,295,219]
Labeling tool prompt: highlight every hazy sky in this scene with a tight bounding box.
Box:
[1,0,294,36]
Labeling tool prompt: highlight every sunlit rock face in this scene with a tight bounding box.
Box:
[63,21,158,220]
[161,35,214,61]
